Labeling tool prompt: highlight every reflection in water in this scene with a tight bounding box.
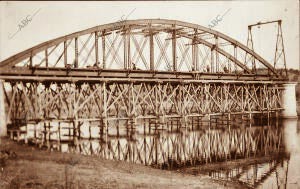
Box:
[12,113,300,188]
[194,155,290,189]
[188,118,300,189]
[282,119,300,189]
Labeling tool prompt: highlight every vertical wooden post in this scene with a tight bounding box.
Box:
[75,38,78,68]
[192,37,198,71]
[64,41,67,67]
[45,49,48,67]
[131,82,135,119]
[228,54,231,73]
[172,26,177,72]
[215,36,219,72]
[247,27,255,72]
[150,32,154,71]
[128,29,131,69]
[124,30,128,69]
[155,84,158,119]
[95,32,99,66]
[234,45,237,72]
[249,113,252,127]
[144,137,147,165]
[242,85,244,113]
[228,113,231,129]
[102,31,106,69]
[102,82,108,154]
[29,56,33,67]
[210,46,214,73]
[74,116,79,149]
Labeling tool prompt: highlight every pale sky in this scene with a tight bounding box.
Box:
[0,0,299,69]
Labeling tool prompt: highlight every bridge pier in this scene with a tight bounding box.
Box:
[281,83,298,118]
[0,80,7,137]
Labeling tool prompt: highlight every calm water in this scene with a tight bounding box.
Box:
[184,119,300,189]
[15,114,300,188]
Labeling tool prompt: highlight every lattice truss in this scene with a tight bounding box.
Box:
[0,19,286,79]
[4,81,283,122]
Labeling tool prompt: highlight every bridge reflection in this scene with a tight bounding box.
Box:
[9,113,292,188]
[13,113,285,166]
[72,122,284,169]
[200,158,289,189]
[181,118,298,189]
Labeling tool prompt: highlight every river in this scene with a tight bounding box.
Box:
[16,114,300,188]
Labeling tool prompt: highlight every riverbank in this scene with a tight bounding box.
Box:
[0,137,239,189]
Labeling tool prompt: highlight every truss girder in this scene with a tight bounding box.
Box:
[0,19,286,80]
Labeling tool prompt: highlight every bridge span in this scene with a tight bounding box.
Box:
[0,19,297,137]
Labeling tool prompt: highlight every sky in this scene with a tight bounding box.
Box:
[0,0,299,69]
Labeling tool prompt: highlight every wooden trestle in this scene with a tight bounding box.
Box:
[4,80,283,125]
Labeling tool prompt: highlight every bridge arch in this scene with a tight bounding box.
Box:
[0,19,285,81]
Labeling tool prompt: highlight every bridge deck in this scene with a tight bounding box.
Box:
[0,67,287,82]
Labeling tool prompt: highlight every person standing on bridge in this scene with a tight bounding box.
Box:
[132,62,137,70]
[206,65,210,73]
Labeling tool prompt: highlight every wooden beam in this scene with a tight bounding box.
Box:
[95,32,99,66]
[172,26,177,72]
[75,38,78,68]
[150,32,154,71]
[64,41,67,67]
[45,49,48,67]
[102,31,106,69]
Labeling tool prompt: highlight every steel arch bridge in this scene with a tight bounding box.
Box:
[0,19,288,132]
[0,19,287,81]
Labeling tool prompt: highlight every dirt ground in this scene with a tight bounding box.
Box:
[0,137,239,189]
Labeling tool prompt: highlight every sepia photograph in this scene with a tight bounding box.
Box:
[0,1,299,188]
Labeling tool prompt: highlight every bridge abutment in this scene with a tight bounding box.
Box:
[281,83,298,118]
[0,80,7,136]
